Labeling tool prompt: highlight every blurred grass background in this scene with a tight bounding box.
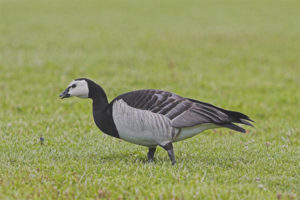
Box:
[0,0,299,199]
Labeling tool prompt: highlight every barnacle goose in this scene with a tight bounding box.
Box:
[60,78,253,165]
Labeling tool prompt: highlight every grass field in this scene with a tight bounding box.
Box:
[0,0,299,199]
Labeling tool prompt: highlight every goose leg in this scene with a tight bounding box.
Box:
[147,147,156,162]
[161,143,176,165]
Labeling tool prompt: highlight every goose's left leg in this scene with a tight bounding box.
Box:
[147,147,156,162]
[161,143,176,165]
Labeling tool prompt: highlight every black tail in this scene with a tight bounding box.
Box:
[220,110,254,133]
[187,98,254,133]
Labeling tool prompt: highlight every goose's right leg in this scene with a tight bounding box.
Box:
[161,143,176,165]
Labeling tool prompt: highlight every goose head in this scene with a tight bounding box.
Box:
[59,78,89,99]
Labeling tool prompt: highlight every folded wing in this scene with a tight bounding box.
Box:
[113,89,253,133]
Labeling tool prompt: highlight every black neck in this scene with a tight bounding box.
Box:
[86,80,119,138]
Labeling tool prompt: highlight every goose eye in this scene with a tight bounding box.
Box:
[71,84,76,88]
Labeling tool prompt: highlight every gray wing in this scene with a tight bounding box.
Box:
[113,89,253,133]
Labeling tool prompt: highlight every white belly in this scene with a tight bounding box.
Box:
[174,123,218,142]
[117,128,157,146]
[112,100,179,147]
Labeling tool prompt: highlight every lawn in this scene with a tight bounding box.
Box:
[0,0,299,199]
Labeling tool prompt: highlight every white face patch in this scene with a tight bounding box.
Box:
[67,80,89,98]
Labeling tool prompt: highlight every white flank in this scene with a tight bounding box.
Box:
[174,123,218,142]
[112,99,179,147]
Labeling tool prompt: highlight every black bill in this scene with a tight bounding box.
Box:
[59,88,70,99]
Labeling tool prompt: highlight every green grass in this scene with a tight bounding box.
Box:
[0,0,299,199]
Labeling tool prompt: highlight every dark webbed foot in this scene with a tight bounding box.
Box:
[147,147,156,162]
[161,143,176,165]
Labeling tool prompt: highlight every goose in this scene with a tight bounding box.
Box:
[59,78,253,165]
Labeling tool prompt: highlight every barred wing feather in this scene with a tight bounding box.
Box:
[112,90,253,133]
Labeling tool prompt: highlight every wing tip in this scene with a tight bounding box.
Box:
[223,110,255,126]
[240,119,255,127]
[222,123,247,133]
